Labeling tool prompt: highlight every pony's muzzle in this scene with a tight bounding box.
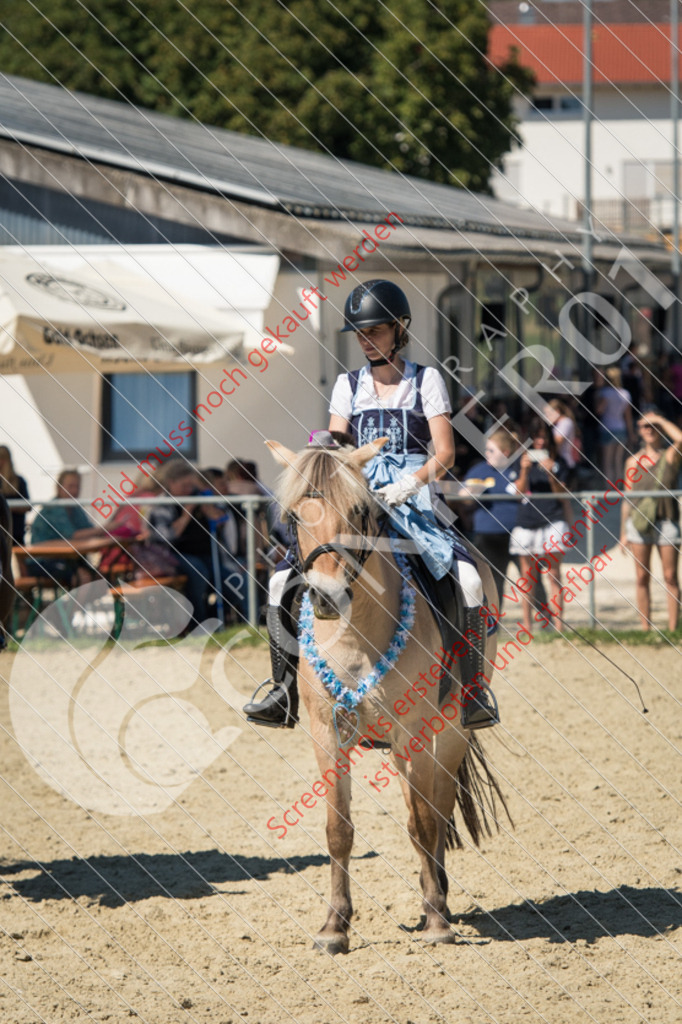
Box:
[309,590,340,619]
[306,572,352,620]
[309,587,353,619]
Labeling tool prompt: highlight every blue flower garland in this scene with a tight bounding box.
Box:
[298,541,416,733]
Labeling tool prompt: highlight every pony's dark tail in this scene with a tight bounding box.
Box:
[446,734,513,850]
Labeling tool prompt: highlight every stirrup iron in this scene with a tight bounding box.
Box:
[244,676,298,730]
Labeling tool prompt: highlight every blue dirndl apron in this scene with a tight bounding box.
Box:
[348,363,471,580]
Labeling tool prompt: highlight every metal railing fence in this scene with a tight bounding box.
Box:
[6,489,682,628]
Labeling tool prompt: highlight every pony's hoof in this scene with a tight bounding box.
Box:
[312,935,349,956]
[421,929,457,945]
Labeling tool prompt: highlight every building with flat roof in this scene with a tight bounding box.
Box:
[0,72,671,497]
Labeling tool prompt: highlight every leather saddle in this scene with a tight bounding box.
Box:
[406,554,467,707]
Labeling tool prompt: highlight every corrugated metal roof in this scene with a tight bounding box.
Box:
[0,72,588,244]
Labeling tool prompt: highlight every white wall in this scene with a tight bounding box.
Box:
[195,268,328,487]
[494,85,676,222]
[0,372,96,502]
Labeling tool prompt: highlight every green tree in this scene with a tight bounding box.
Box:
[361,0,533,189]
[0,0,533,191]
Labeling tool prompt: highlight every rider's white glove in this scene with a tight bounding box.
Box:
[375,473,422,508]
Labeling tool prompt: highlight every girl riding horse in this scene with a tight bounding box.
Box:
[243,279,499,732]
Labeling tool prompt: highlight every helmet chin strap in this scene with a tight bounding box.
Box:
[367,323,400,367]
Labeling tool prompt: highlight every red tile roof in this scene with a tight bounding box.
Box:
[489,22,682,86]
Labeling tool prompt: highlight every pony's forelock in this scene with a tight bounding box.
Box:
[277,448,376,524]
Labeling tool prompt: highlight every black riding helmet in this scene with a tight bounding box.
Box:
[341,279,411,364]
[341,279,411,333]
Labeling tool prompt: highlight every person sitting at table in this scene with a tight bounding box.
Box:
[27,469,106,587]
[147,459,239,628]
[98,471,180,582]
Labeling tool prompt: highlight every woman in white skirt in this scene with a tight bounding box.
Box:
[510,418,571,633]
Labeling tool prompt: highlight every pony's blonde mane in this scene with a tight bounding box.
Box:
[277,448,376,525]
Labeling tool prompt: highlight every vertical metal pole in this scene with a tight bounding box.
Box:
[582,0,594,287]
[245,498,258,628]
[584,501,596,625]
[580,0,594,390]
[318,265,328,388]
[672,0,680,349]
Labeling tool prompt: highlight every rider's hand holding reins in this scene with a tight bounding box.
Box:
[375,473,422,508]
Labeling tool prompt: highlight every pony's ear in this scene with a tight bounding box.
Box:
[348,437,389,467]
[265,440,297,467]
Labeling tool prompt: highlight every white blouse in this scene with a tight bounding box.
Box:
[329,361,452,422]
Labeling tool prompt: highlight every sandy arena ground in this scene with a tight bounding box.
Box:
[0,590,681,1024]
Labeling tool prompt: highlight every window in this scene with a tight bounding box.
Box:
[101,372,197,461]
[532,96,555,111]
[559,96,582,112]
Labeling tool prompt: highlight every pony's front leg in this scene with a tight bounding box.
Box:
[314,769,353,955]
[396,755,455,944]
[303,678,354,954]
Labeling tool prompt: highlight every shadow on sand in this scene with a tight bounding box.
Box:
[455,885,682,944]
[0,849,377,907]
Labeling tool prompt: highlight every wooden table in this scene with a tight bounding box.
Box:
[16,536,115,560]
[12,537,126,639]
[13,538,187,641]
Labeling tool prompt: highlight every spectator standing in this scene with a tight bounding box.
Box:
[0,445,30,545]
[596,367,635,483]
[452,391,488,477]
[662,356,682,425]
[620,342,644,417]
[574,374,599,478]
[201,468,240,557]
[548,399,581,485]
[27,469,104,586]
[621,412,682,631]
[463,427,521,611]
[510,419,571,633]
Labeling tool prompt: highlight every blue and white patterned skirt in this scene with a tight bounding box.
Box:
[365,452,471,580]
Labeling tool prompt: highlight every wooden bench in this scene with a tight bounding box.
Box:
[10,547,66,639]
[108,575,187,638]
[11,574,52,637]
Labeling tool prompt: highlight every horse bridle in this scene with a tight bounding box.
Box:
[287,491,379,589]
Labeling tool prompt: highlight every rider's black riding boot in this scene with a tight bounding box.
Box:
[460,607,499,730]
[242,605,299,729]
